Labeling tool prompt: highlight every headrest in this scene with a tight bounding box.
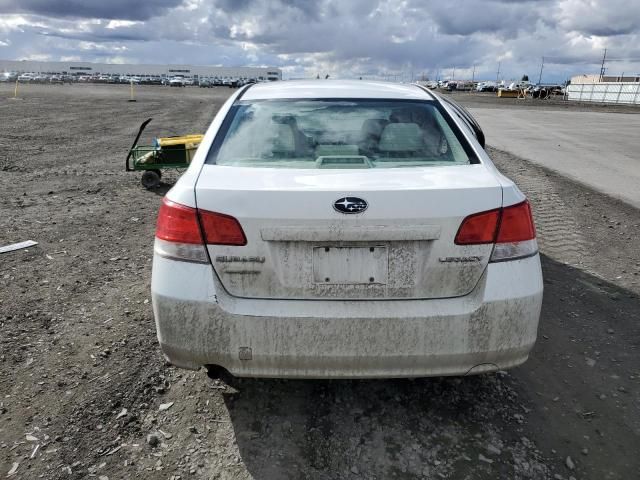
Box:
[378,123,424,152]
[360,119,388,138]
[270,123,295,153]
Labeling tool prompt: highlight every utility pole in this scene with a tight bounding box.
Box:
[599,48,607,81]
[471,65,476,94]
[452,67,455,81]
[496,61,501,84]
[538,56,544,85]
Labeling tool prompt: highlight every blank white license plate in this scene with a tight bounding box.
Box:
[313,246,388,284]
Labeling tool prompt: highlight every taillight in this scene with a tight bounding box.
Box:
[199,211,247,246]
[454,209,500,245]
[156,199,203,244]
[154,198,246,263]
[496,201,536,243]
[491,201,537,261]
[455,200,538,262]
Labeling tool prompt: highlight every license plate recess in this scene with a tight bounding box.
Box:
[312,246,388,285]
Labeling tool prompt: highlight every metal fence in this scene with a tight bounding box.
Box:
[567,83,640,105]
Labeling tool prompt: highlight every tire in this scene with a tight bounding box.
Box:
[141,170,161,189]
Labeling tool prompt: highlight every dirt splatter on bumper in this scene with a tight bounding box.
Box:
[152,254,542,378]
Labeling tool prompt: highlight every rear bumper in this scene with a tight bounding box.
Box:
[151,254,543,378]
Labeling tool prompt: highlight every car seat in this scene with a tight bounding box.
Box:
[270,123,297,157]
[358,118,389,153]
[377,123,425,157]
[271,116,312,158]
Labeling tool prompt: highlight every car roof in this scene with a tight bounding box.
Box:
[241,80,433,101]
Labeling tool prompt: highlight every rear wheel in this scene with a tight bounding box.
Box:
[141,169,161,189]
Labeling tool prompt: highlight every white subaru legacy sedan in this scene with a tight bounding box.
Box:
[151,80,543,378]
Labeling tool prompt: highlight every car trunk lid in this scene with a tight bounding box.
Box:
[195,164,502,300]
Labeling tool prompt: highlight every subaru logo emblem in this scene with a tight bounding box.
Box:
[333,197,368,214]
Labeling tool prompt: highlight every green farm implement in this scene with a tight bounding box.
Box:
[126,118,203,189]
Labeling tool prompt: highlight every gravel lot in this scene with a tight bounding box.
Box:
[1,84,639,480]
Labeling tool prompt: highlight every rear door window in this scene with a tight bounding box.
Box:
[207,99,478,169]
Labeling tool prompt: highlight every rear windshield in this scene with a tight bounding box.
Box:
[207,99,475,169]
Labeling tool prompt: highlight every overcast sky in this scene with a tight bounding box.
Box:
[1,0,639,82]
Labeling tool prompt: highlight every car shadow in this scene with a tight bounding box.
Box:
[220,373,526,479]
[150,181,173,196]
[212,255,640,479]
[146,180,175,197]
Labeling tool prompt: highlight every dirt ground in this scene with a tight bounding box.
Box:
[1,84,638,480]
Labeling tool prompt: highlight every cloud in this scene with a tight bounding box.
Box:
[0,0,184,21]
[556,0,640,37]
[0,0,639,82]
[416,0,549,36]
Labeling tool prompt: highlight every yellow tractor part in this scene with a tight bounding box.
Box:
[155,134,204,163]
[156,134,204,147]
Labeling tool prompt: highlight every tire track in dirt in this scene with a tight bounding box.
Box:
[489,147,589,266]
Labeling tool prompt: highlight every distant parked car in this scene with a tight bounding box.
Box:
[151,80,543,379]
[507,81,531,91]
[0,72,17,82]
[17,73,35,82]
[169,76,185,87]
[529,85,563,98]
[34,74,51,83]
[476,81,498,92]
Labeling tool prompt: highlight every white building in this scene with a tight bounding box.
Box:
[570,74,640,84]
[0,59,281,81]
[567,74,640,105]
